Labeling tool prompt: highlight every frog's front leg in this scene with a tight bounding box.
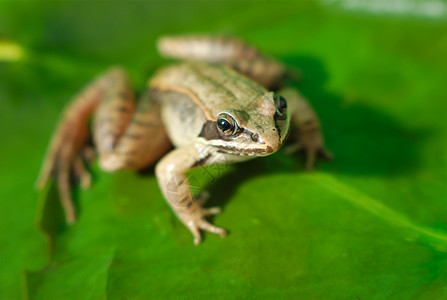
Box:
[280,88,333,170]
[155,143,227,245]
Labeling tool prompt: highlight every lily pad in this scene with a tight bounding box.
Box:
[1,1,446,299]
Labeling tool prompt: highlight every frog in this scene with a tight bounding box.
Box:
[36,35,332,245]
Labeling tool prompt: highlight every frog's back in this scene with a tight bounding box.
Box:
[150,62,268,120]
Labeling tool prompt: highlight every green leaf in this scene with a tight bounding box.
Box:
[1,1,447,299]
[25,248,114,300]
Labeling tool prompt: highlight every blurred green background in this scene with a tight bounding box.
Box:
[1,1,447,299]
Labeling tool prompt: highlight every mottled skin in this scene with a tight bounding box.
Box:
[37,35,331,244]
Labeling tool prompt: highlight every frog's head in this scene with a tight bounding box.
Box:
[199,92,290,156]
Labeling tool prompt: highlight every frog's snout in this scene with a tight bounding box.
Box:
[262,129,283,154]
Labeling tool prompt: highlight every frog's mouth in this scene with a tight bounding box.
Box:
[214,145,274,156]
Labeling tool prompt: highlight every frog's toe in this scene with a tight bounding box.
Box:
[186,216,227,245]
[284,140,333,170]
[80,173,92,189]
[321,148,334,161]
[304,146,333,170]
[305,149,317,171]
[185,221,202,245]
[74,156,92,189]
[57,166,77,224]
[193,236,201,246]
[202,206,221,216]
[198,219,227,237]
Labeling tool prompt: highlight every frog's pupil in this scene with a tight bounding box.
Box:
[279,96,287,110]
[218,119,231,132]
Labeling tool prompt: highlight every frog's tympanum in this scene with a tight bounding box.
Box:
[36,35,332,244]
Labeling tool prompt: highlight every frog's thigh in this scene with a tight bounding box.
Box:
[155,143,226,244]
[96,91,171,172]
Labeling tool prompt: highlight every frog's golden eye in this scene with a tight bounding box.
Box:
[273,94,287,119]
[217,113,238,136]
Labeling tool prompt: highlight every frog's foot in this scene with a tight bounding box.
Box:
[36,145,80,224]
[285,141,333,171]
[183,206,227,245]
[36,139,94,223]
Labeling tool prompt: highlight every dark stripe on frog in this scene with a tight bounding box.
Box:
[192,153,212,168]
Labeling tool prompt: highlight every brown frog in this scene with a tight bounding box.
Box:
[36,35,332,244]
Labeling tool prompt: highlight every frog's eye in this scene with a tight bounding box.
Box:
[217,113,238,136]
[273,94,287,119]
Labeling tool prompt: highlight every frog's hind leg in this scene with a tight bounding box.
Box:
[157,35,289,90]
[279,87,333,170]
[36,68,125,223]
[94,89,171,173]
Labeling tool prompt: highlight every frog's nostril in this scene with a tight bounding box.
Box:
[251,133,259,142]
